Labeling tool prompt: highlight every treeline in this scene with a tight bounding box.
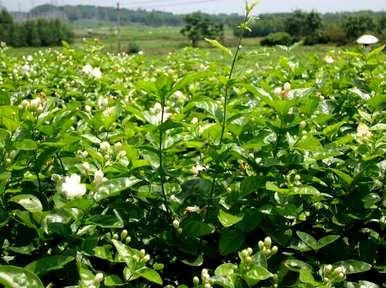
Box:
[237,10,386,45]
[0,10,73,47]
[29,4,243,27]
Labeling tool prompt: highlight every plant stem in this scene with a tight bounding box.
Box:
[34,153,42,195]
[56,152,66,174]
[209,13,249,206]
[159,97,172,221]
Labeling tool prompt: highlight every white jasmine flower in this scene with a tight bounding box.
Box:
[81,162,92,172]
[377,160,386,173]
[61,174,86,199]
[26,55,33,62]
[97,96,109,107]
[91,67,102,79]
[99,141,111,153]
[191,117,198,124]
[150,102,162,114]
[324,56,334,64]
[173,90,186,103]
[138,50,144,55]
[283,82,291,91]
[21,64,31,73]
[94,170,105,186]
[273,87,282,96]
[82,64,93,74]
[114,142,122,152]
[85,105,92,113]
[192,163,206,176]
[356,123,372,139]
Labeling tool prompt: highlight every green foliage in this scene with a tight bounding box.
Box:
[0,10,73,47]
[343,15,378,40]
[0,12,385,288]
[181,12,224,47]
[261,32,294,46]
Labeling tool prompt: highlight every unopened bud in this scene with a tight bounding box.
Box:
[172,219,180,229]
[143,254,151,262]
[324,264,333,273]
[245,256,253,264]
[204,284,212,288]
[95,273,104,283]
[300,121,306,129]
[193,276,200,285]
[120,229,128,240]
[113,233,119,240]
[246,247,253,255]
[140,249,146,257]
[271,246,278,255]
[258,240,264,250]
[264,236,272,248]
[125,236,131,244]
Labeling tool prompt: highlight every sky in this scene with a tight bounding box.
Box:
[2,0,386,14]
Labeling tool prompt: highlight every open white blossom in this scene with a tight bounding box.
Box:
[356,123,372,139]
[148,102,171,124]
[192,163,206,176]
[90,67,102,79]
[324,56,334,64]
[82,64,93,74]
[62,174,86,199]
[82,64,102,79]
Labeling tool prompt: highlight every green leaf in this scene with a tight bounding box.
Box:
[104,275,125,286]
[333,260,371,274]
[317,235,340,249]
[299,267,318,285]
[135,267,163,285]
[183,220,214,238]
[14,139,38,151]
[9,194,43,213]
[94,177,141,201]
[296,231,318,251]
[219,230,244,256]
[218,209,244,228]
[240,176,264,197]
[0,91,10,106]
[215,263,238,276]
[295,136,323,152]
[0,265,44,288]
[244,266,272,286]
[87,214,124,228]
[330,168,353,185]
[25,255,74,277]
[205,38,233,56]
[283,259,313,273]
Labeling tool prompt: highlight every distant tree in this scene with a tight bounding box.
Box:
[378,15,386,33]
[180,12,224,47]
[25,21,41,47]
[0,9,14,44]
[285,10,307,37]
[343,15,377,40]
[305,11,323,35]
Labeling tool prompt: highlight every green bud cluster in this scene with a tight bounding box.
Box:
[258,237,278,257]
[323,265,346,283]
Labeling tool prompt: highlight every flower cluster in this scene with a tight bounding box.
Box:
[82,64,102,79]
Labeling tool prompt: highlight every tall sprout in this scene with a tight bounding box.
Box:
[207,0,258,205]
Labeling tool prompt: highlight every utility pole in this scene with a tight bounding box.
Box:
[117,0,121,53]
